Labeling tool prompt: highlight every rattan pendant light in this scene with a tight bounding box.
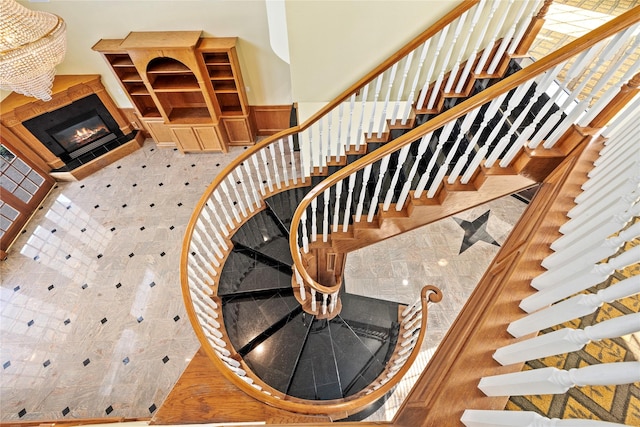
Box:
[0,0,66,101]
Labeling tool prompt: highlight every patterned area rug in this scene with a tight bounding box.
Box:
[507,224,640,424]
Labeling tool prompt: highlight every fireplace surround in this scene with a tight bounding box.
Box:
[0,75,144,180]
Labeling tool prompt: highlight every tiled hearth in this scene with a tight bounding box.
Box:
[0,139,528,422]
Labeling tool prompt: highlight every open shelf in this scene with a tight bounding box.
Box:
[150,75,200,92]
[203,52,230,65]
[212,80,237,92]
[167,107,213,124]
[120,71,143,82]
[108,55,135,67]
[208,65,234,79]
[147,61,192,74]
[125,83,150,96]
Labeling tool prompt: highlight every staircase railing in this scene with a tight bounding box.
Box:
[461,93,640,427]
[289,6,640,297]
[181,0,545,413]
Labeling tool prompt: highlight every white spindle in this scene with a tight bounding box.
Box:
[242,161,262,208]
[402,39,430,125]
[310,288,317,312]
[486,0,527,75]
[367,155,392,222]
[520,245,640,313]
[494,313,640,365]
[426,10,467,110]
[235,169,254,213]
[391,52,414,125]
[300,211,309,253]
[332,180,343,232]
[415,120,457,197]
[310,197,318,242]
[383,145,411,210]
[227,178,247,218]
[294,266,306,301]
[445,6,480,94]
[343,174,357,232]
[356,83,370,150]
[571,172,639,218]
[259,149,274,192]
[214,190,235,228]
[355,164,373,222]
[507,0,543,55]
[417,26,449,109]
[267,143,282,189]
[508,276,640,338]
[321,292,327,314]
[345,93,356,148]
[396,132,432,209]
[456,0,498,93]
[318,117,325,169]
[206,200,229,236]
[336,103,344,157]
[474,0,514,75]
[378,63,398,138]
[327,108,334,159]
[368,74,384,138]
[250,154,267,196]
[322,188,330,242]
[278,138,289,185]
[462,409,629,427]
[329,291,339,313]
[479,362,640,396]
[288,135,298,184]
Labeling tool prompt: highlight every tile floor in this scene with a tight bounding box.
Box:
[0,139,529,422]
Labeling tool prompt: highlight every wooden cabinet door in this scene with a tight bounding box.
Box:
[222,118,253,145]
[0,139,55,258]
[194,126,223,151]
[144,119,176,148]
[171,127,202,152]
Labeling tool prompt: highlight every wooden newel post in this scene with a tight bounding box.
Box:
[587,72,640,129]
[515,0,554,55]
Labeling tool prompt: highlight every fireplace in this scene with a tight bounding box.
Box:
[49,111,114,159]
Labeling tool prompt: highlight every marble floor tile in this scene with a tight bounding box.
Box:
[1,139,529,422]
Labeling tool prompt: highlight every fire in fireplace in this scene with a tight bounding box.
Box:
[48,111,116,159]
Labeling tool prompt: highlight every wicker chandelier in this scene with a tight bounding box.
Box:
[0,0,66,101]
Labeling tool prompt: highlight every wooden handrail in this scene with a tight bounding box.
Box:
[287,4,640,291]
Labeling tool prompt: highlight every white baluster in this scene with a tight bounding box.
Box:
[278,138,289,185]
[326,108,333,159]
[445,7,480,93]
[402,39,430,125]
[462,409,630,427]
[206,200,229,236]
[486,0,527,75]
[300,210,309,253]
[242,161,262,208]
[508,276,640,338]
[267,143,282,189]
[416,25,449,110]
[317,118,325,170]
[343,174,357,232]
[520,245,640,313]
[367,154,392,222]
[310,197,318,242]
[431,107,479,192]
[235,169,254,213]
[214,190,235,229]
[332,180,343,232]
[571,173,639,218]
[474,0,514,75]
[355,164,373,222]
[507,0,543,55]
[294,266,306,301]
[383,145,411,210]
[368,74,384,138]
[356,83,370,150]
[336,102,344,157]
[329,291,339,313]
[378,63,398,137]
[456,0,498,93]
[322,189,330,242]
[194,226,222,259]
[426,11,468,110]
[396,133,433,209]
[479,362,640,396]
[288,135,299,184]
[459,92,509,183]
[227,177,247,218]
[259,148,275,192]
[310,288,317,312]
[415,120,458,197]
[250,153,267,196]
[391,52,414,125]
[345,93,356,149]
[495,313,640,365]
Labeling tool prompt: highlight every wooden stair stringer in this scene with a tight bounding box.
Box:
[150,347,331,425]
[330,173,536,254]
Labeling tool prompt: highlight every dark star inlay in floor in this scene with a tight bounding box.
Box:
[453,210,500,254]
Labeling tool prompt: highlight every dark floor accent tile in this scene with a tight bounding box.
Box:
[81,228,86,232]
[65,254,71,260]
[149,281,156,288]
[149,404,157,414]
[132,183,137,187]
[115,283,122,289]
[62,407,70,416]
[177,202,182,206]
[158,183,163,186]
[64,318,71,325]
[162,355,169,364]
[137,316,144,323]
[51,228,57,233]
[169,225,174,230]
[129,253,134,258]
[80,185,85,188]
[173,315,180,322]
[22,229,27,234]
[142,165,146,168]
[191,164,195,167]
[123,357,130,365]
[43,359,51,368]
[149,203,155,208]
[82,284,88,289]
[216,163,220,167]
[106,184,111,188]
[18,409,26,418]
[100,317,108,324]
[3,361,10,369]
[150,148,155,152]
[83,358,90,366]
[140,226,146,230]
[105,405,113,415]
[97,254,103,259]
[173,148,178,151]
[33,255,40,261]
[117,165,122,169]
[39,206,44,210]
[160,252,166,257]
[27,320,34,327]
[48,284,54,291]
[244,146,248,149]
[166,164,171,168]
[122,204,127,208]
[13,286,20,292]
[110,227,116,232]
[184,182,189,186]
[94,205,100,209]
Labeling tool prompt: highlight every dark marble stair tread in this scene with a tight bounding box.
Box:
[242,310,312,395]
[339,292,403,331]
[287,319,343,400]
[231,210,293,265]
[222,289,300,351]
[218,250,292,295]
[265,187,310,230]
